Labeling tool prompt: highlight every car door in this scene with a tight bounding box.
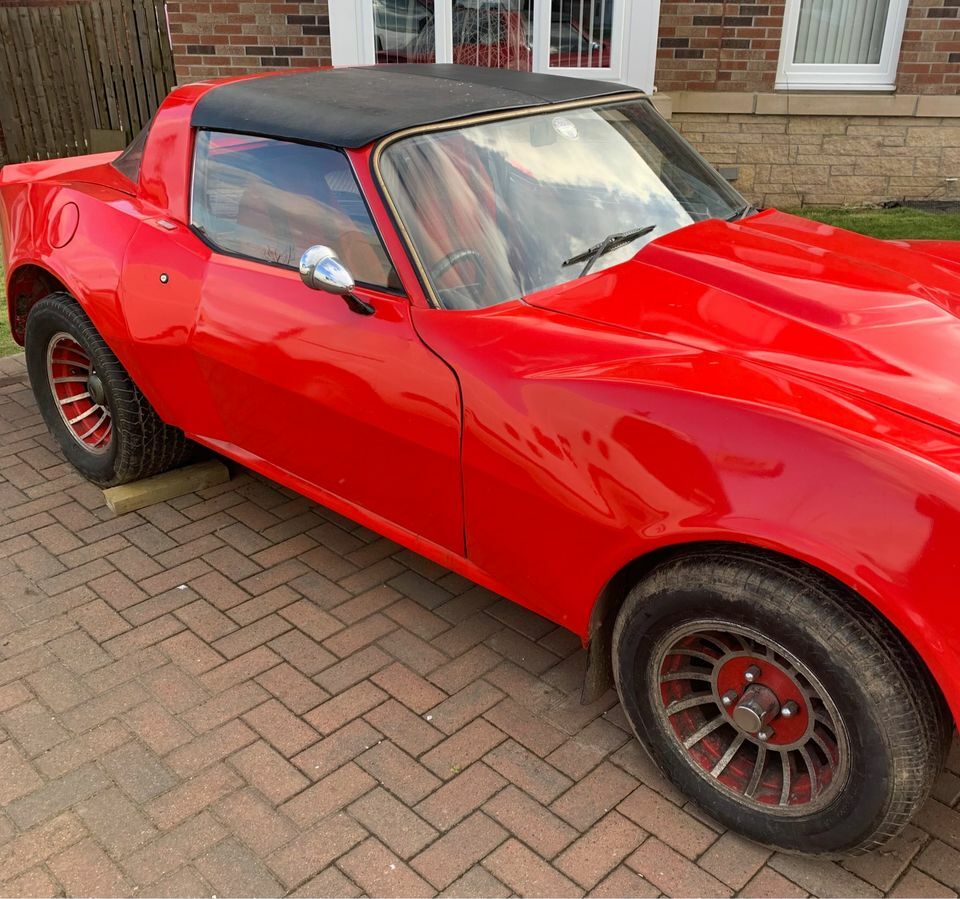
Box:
[187,130,465,553]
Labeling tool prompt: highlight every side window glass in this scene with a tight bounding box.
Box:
[191,130,400,291]
[112,120,151,184]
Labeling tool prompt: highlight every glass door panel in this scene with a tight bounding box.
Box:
[447,1,533,71]
[536,0,622,78]
[550,0,612,68]
[374,0,436,62]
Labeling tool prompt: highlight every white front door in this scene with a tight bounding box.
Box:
[329,0,659,92]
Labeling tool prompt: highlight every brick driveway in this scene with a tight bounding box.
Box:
[1,350,959,899]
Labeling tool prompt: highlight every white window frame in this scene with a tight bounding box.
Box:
[775,0,909,91]
[329,0,658,92]
[532,0,619,83]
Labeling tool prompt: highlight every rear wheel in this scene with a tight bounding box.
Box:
[26,292,194,487]
[612,548,951,856]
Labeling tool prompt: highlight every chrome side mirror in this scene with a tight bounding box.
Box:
[299,245,355,294]
[298,245,374,315]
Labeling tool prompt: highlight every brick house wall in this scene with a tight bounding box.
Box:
[654,0,960,205]
[166,1,331,83]
[656,0,787,92]
[656,0,958,94]
[895,0,960,95]
[160,0,956,208]
[1,0,954,207]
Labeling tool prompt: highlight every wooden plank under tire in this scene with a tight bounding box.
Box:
[103,459,230,514]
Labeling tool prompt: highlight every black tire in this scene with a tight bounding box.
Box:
[612,547,951,857]
[25,292,194,488]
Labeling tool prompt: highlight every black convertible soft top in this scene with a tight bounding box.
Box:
[190,64,637,149]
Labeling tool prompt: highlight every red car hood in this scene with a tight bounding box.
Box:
[525,209,960,436]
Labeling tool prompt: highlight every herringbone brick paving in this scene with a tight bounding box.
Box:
[0,349,959,898]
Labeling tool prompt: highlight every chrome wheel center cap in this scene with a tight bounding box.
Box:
[87,372,106,406]
[732,684,780,734]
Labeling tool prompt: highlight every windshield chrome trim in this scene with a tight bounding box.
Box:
[371,92,648,310]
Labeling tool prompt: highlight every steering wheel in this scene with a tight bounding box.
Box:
[429,249,486,309]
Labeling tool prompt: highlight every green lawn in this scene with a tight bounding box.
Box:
[787,205,960,241]
[0,261,18,357]
[0,206,956,358]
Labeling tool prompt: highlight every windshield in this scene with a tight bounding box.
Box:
[379,98,747,310]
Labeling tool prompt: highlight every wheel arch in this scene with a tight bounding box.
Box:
[6,257,159,413]
[582,538,954,727]
[5,262,71,344]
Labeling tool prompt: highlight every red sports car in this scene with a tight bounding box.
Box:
[3,64,959,856]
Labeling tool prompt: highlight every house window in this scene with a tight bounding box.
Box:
[776,0,909,90]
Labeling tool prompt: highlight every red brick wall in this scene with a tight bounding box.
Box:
[898,0,960,94]
[656,0,959,94]
[166,1,331,83]
[656,0,786,92]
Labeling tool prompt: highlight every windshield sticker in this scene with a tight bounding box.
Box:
[552,116,579,140]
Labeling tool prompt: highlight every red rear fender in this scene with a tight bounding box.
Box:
[0,151,125,188]
[3,181,146,380]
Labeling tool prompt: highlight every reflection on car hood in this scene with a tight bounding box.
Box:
[524,209,960,435]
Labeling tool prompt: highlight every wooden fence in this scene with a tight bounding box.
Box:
[0,0,176,163]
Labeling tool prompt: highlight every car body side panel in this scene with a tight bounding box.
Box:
[2,179,143,355]
[139,82,209,224]
[190,255,465,553]
[117,218,228,437]
[413,301,960,722]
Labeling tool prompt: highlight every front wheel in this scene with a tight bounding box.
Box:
[25,292,194,488]
[612,548,951,856]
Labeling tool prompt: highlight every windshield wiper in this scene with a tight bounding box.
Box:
[726,202,756,222]
[562,224,657,278]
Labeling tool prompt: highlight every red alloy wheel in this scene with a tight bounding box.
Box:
[653,621,849,815]
[46,332,113,454]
